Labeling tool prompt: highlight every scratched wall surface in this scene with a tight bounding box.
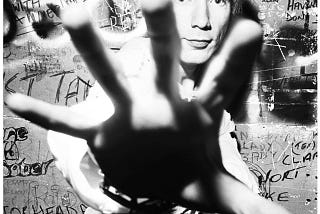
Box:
[3,0,317,214]
[233,0,317,213]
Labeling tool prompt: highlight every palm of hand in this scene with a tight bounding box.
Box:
[92,99,219,199]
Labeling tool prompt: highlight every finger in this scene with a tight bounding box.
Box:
[197,17,263,115]
[142,0,181,99]
[6,93,97,140]
[61,7,131,111]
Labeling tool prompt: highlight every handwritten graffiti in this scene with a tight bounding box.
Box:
[64,76,92,105]
[263,166,307,184]
[4,158,54,178]
[3,127,54,178]
[4,73,19,94]
[236,126,317,212]
[286,11,308,22]
[248,162,311,202]
[3,127,28,161]
[238,130,317,165]
[287,0,317,11]
[4,71,93,105]
[4,0,141,42]
[3,204,88,214]
[262,191,290,202]
[282,152,317,165]
[22,55,62,81]
[3,178,88,214]
[3,0,318,213]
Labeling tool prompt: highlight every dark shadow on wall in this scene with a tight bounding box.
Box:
[233,25,317,125]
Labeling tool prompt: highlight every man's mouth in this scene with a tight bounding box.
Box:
[184,39,212,49]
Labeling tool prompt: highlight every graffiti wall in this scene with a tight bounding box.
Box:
[3,0,317,213]
[231,0,317,213]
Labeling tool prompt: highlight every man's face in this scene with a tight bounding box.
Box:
[173,0,231,64]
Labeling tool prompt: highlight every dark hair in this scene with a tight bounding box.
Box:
[4,0,18,44]
[226,0,261,117]
[232,0,260,22]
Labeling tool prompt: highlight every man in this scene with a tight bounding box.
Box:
[7,0,291,213]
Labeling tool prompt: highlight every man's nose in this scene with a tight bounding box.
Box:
[191,0,211,30]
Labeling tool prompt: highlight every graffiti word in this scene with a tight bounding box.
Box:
[293,138,317,155]
[286,11,309,22]
[287,0,317,11]
[241,151,269,162]
[4,71,92,105]
[242,141,272,152]
[260,191,289,201]
[12,0,56,28]
[3,204,88,214]
[3,127,28,161]
[64,76,92,105]
[282,151,317,165]
[15,9,56,27]
[12,0,40,11]
[263,166,306,183]
[3,158,54,178]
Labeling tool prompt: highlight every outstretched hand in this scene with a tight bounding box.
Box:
[6,0,291,213]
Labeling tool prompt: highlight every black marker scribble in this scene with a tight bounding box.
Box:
[5,73,19,94]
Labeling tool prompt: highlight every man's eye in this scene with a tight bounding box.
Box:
[175,0,192,3]
[209,0,227,4]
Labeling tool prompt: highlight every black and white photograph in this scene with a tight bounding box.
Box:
[3,0,317,213]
